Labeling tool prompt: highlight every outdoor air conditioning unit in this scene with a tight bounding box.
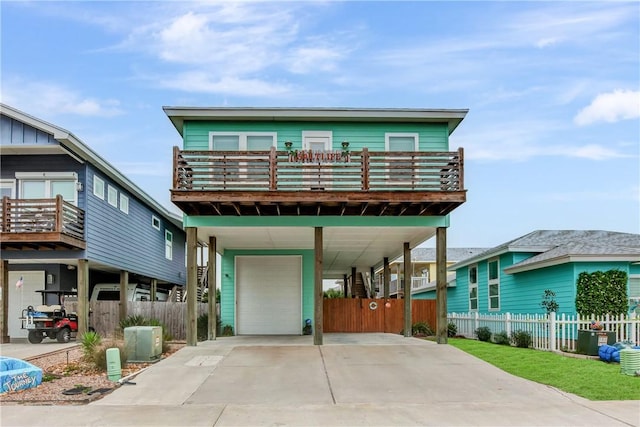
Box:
[124,326,162,362]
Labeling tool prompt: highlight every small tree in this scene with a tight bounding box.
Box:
[575,270,628,316]
[540,289,559,314]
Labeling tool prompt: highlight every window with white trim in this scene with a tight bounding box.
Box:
[119,194,129,214]
[209,132,277,151]
[469,264,478,311]
[93,176,105,200]
[152,215,160,230]
[165,230,173,260]
[629,275,640,316]
[0,180,16,199]
[385,133,419,151]
[384,133,419,189]
[17,172,78,206]
[107,185,118,208]
[488,258,500,311]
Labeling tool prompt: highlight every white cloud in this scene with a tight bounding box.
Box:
[574,90,640,126]
[158,72,293,97]
[0,78,123,118]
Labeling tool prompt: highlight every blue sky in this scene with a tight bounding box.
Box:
[1,1,638,248]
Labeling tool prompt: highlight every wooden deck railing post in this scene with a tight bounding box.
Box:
[458,147,464,190]
[361,148,370,191]
[172,146,179,190]
[2,196,8,232]
[269,146,277,190]
[55,195,64,233]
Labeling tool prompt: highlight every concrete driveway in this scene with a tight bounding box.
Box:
[2,334,639,426]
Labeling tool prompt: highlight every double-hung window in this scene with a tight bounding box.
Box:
[165,230,173,260]
[208,132,277,188]
[469,264,478,311]
[488,258,500,311]
[0,180,16,199]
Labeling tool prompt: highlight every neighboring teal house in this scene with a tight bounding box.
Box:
[163,107,468,345]
[442,230,640,315]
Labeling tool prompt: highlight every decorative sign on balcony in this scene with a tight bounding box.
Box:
[287,150,351,163]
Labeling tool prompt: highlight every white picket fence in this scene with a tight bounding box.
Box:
[448,312,640,352]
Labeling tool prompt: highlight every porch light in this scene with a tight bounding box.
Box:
[284,141,293,151]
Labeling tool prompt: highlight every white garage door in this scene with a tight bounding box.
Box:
[8,271,45,339]
[236,255,302,335]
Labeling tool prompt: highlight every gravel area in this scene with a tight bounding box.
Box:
[1,343,184,405]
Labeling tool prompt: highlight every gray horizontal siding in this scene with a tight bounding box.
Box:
[85,167,185,285]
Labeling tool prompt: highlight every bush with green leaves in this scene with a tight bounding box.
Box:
[221,324,234,336]
[575,270,628,316]
[475,326,492,342]
[447,322,458,337]
[197,313,222,341]
[79,330,102,361]
[323,289,343,298]
[411,321,434,336]
[493,331,511,345]
[92,341,128,371]
[511,330,532,348]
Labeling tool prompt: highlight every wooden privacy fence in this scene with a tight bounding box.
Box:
[323,299,436,334]
[67,301,208,341]
[448,312,640,352]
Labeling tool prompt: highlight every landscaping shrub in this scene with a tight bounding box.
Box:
[411,321,434,336]
[92,341,128,371]
[493,331,511,345]
[447,322,458,337]
[221,325,234,336]
[475,326,492,342]
[197,313,222,341]
[575,270,628,316]
[79,330,102,361]
[511,330,533,348]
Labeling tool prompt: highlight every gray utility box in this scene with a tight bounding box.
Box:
[124,326,162,362]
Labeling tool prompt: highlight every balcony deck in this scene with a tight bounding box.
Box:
[1,196,86,251]
[172,147,466,216]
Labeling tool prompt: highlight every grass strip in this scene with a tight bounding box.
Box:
[448,338,640,401]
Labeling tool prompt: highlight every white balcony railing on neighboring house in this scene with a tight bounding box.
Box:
[386,276,429,296]
[411,277,429,291]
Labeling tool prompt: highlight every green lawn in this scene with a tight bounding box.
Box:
[447,338,640,401]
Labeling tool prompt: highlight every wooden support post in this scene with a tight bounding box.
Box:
[77,259,89,335]
[436,227,448,344]
[186,227,198,346]
[383,257,390,300]
[343,274,348,298]
[208,236,217,340]
[0,260,9,343]
[403,242,412,337]
[314,227,323,345]
[119,270,128,324]
[150,279,157,302]
[370,266,375,298]
[351,266,356,298]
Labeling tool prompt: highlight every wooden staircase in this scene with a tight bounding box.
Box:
[352,272,368,298]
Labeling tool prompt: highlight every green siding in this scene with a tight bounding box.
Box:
[451,255,635,315]
[219,249,314,333]
[183,121,449,152]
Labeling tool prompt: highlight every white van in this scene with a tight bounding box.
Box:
[90,284,168,302]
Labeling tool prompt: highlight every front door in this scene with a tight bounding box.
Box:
[302,131,332,190]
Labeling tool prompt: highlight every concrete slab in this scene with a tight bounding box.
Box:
[1,334,638,427]
[0,341,78,360]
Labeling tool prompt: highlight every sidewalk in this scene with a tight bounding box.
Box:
[1,334,639,426]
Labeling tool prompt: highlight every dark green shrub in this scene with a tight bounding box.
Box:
[493,331,511,345]
[119,315,146,329]
[447,322,458,337]
[475,326,492,342]
[221,325,234,336]
[411,321,434,336]
[576,270,628,316]
[323,289,343,298]
[511,330,532,348]
[197,313,208,341]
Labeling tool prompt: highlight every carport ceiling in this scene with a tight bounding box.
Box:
[196,226,436,278]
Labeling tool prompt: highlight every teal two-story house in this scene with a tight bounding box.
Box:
[164,107,468,345]
[443,230,640,315]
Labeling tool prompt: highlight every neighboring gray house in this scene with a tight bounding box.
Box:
[0,103,186,342]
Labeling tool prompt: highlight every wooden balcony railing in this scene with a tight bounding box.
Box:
[173,147,464,192]
[1,196,86,250]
